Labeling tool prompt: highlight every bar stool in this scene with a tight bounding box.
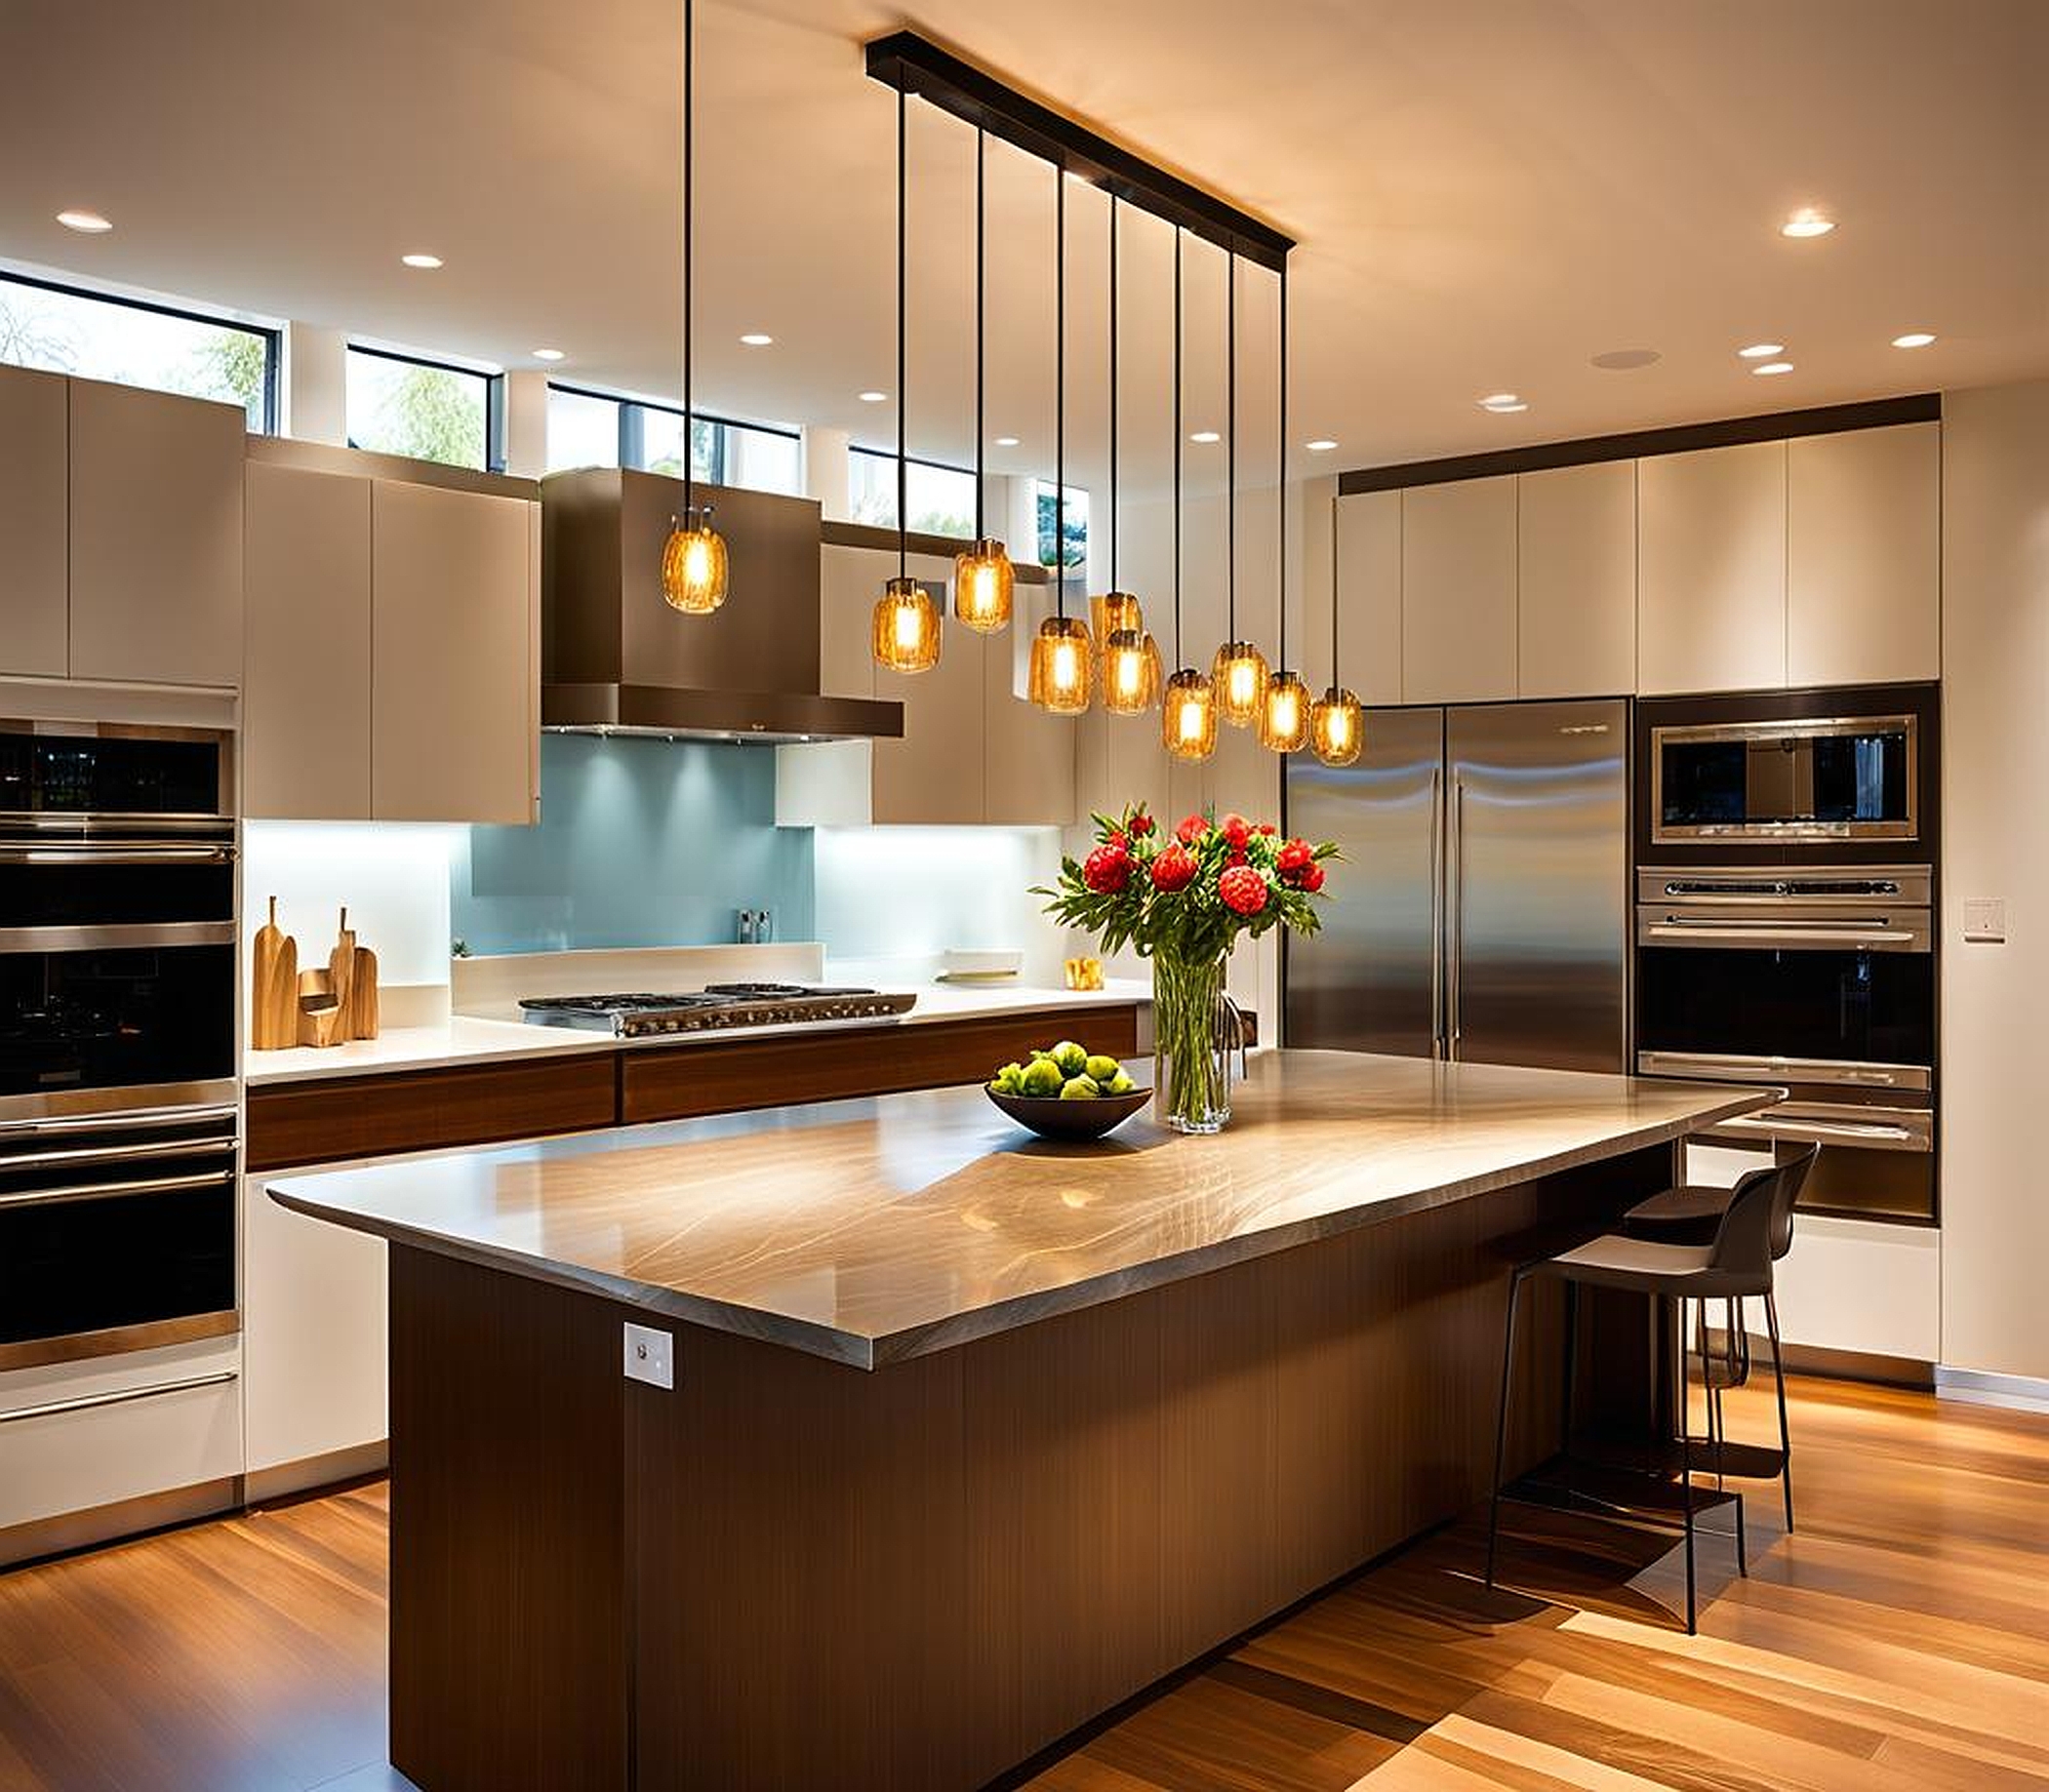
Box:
[1485,1149,1811,1634]
[1622,1142,1817,1532]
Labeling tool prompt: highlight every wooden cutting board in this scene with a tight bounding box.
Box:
[251,896,299,1051]
[345,942,380,1041]
[327,907,356,1034]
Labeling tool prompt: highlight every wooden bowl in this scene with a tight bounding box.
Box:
[985,1084,1151,1142]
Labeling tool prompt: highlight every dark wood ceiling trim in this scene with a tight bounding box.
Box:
[1336,392,1942,496]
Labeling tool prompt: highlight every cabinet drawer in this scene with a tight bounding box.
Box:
[623,1009,1141,1126]
[247,1054,618,1171]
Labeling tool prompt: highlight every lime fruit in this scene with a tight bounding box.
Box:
[1059,1075,1101,1100]
[1104,1070,1136,1095]
[1051,1040,1089,1078]
[1084,1055,1120,1085]
[1020,1058,1065,1097]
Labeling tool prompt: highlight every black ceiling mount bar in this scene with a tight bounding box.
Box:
[864,30,1294,271]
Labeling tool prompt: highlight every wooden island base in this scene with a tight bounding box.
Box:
[386,1142,1668,1792]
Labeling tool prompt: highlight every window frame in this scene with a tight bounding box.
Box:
[0,265,282,433]
[546,380,801,489]
[847,443,980,536]
[345,341,505,473]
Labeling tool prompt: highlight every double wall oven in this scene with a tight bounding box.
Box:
[1633,685,1939,1224]
[0,721,240,1372]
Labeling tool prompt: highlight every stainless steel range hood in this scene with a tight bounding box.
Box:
[542,467,904,743]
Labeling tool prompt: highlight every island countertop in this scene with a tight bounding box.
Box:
[268,1051,1773,1369]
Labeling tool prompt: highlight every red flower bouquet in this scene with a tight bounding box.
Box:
[1038,806,1338,1131]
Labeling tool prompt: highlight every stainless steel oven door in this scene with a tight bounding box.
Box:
[1650,713,1917,845]
[1635,900,1932,953]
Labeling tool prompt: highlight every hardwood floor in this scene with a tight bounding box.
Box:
[0,1377,2044,1792]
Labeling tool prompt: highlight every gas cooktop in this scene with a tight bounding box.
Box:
[516,983,917,1038]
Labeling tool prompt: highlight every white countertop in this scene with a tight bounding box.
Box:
[244,978,1151,1087]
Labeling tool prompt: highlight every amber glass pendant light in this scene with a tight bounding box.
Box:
[1309,491,1365,766]
[1028,161,1091,714]
[871,87,941,673]
[1211,252,1268,726]
[953,128,1014,634]
[1093,200,1159,718]
[662,0,729,616]
[1260,261,1311,753]
[1161,232,1217,761]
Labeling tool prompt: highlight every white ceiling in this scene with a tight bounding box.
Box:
[3,0,2045,495]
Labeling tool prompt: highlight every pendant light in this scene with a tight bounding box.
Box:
[1260,259,1310,753]
[1162,230,1218,761]
[871,85,942,673]
[953,126,1014,633]
[662,0,729,616]
[1028,160,1092,714]
[1309,489,1364,766]
[1098,197,1160,716]
[1212,251,1268,725]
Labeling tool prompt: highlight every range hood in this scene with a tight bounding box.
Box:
[541,468,904,743]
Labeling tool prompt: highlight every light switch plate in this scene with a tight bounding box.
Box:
[623,1321,674,1389]
[1964,897,2008,943]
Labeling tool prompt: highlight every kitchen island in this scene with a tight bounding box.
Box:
[270,1051,1771,1792]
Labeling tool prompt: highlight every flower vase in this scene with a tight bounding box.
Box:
[1151,949,1233,1134]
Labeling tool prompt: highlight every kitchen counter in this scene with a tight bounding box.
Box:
[243,976,1150,1086]
[276,1050,1771,1792]
[270,1051,1767,1368]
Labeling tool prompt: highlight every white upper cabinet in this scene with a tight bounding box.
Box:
[0,364,69,678]
[1333,491,1402,704]
[983,580,1079,828]
[1636,439,1788,696]
[1787,421,1940,687]
[370,479,538,825]
[1400,475,1517,703]
[68,378,245,688]
[1517,460,1636,698]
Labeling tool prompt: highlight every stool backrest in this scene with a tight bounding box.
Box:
[1708,1143,1820,1277]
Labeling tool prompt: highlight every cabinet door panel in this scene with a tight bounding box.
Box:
[871,553,984,826]
[68,379,245,687]
[1518,460,1635,697]
[372,481,537,824]
[1335,492,1402,705]
[1401,476,1517,702]
[1637,440,1788,696]
[0,364,68,677]
[1788,422,1939,686]
[243,462,373,819]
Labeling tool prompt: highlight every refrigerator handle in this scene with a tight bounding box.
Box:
[1447,774,1465,1059]
[1427,767,1445,1058]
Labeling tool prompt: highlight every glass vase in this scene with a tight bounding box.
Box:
[1151,949,1234,1134]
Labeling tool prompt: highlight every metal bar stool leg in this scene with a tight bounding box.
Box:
[1677,1310,1697,1634]
[1764,1288,1794,1533]
[1559,1280,1579,1457]
[1487,1268,1526,1588]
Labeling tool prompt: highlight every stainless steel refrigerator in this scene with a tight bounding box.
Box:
[1283,699,1628,1073]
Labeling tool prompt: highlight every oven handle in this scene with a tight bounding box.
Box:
[1641,917,1929,951]
[0,1103,240,1137]
[0,1135,240,1174]
[0,920,237,952]
[1715,1112,1930,1150]
[0,843,236,865]
[0,1167,238,1211]
[0,1369,237,1426]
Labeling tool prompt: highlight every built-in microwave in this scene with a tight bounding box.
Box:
[1634,685,1938,868]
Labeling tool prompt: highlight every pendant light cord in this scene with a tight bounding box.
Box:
[896,84,907,581]
[1173,230,1184,662]
[974,126,985,541]
[681,0,694,515]
[1054,163,1065,617]
[1330,490,1341,684]
[1226,249,1237,642]
[1107,196,1118,595]
[1277,259,1287,669]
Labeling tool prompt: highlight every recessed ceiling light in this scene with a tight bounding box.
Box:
[1751,361,1795,377]
[1477,393,1527,414]
[57,209,111,234]
[1738,342,1786,359]
[1189,430,1222,444]
[532,347,566,362]
[858,390,888,403]
[401,252,443,269]
[1590,348,1661,371]
[1892,331,1937,349]
[994,435,1020,447]
[1780,208,1834,239]
[740,332,774,346]
[1306,439,1339,452]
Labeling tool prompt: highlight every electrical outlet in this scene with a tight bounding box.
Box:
[623,1322,674,1389]
[1963,897,2007,944]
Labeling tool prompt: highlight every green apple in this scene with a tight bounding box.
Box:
[1104,1070,1136,1095]
[1050,1040,1089,1078]
[1084,1054,1121,1085]
[1060,1074,1101,1099]
[1020,1057,1065,1097]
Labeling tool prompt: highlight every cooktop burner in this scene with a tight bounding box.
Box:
[517,984,916,1038]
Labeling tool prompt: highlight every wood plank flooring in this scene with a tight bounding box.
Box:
[0,1376,2044,1792]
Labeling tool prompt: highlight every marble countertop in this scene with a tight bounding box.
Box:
[269,1051,1774,1368]
[243,978,1151,1086]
